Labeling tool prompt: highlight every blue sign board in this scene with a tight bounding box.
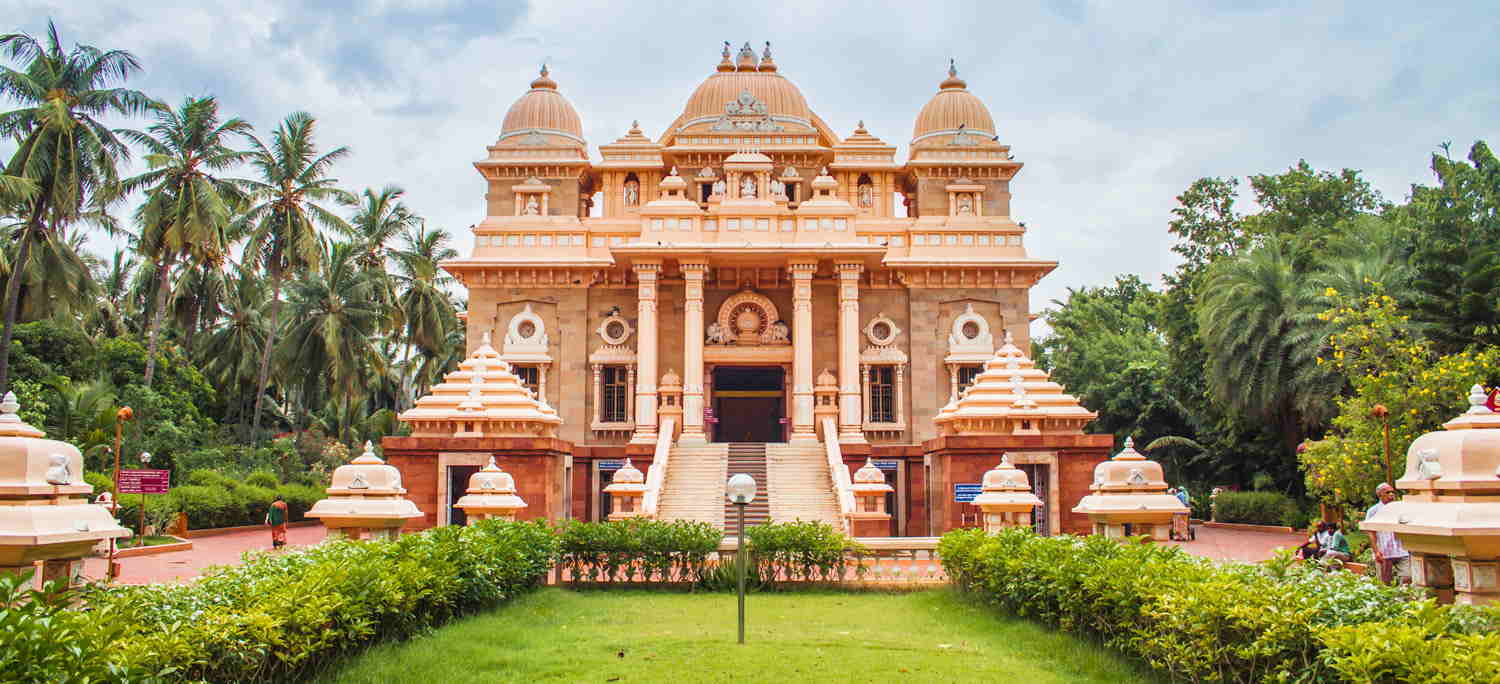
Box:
[873,460,899,471]
[598,460,625,471]
[954,483,983,503]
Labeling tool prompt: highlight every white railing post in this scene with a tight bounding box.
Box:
[641,417,676,518]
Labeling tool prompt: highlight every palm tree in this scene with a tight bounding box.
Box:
[198,265,267,427]
[240,111,352,437]
[1195,237,1341,457]
[278,242,383,438]
[391,223,458,407]
[171,259,231,351]
[341,185,417,341]
[0,20,154,390]
[121,95,252,386]
[90,247,137,337]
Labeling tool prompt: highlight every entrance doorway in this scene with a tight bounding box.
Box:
[712,366,785,442]
[446,465,480,526]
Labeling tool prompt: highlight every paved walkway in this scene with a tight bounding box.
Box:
[83,523,1305,586]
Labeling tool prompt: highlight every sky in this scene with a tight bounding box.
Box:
[5,1,1498,335]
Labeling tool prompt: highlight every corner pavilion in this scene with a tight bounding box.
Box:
[382,42,1113,537]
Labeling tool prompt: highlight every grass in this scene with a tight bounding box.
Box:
[116,535,180,549]
[321,588,1160,683]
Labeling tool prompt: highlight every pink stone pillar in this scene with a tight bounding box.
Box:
[836,262,867,444]
[790,261,817,442]
[681,261,708,443]
[631,262,661,444]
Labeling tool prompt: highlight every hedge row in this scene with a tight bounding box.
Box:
[88,469,323,533]
[939,528,1500,683]
[3,519,558,683]
[1212,490,1302,528]
[558,518,723,583]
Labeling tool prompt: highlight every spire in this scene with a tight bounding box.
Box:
[758,41,777,72]
[736,41,758,71]
[717,40,734,72]
[940,58,966,90]
[530,63,557,90]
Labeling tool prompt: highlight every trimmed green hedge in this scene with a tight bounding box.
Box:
[1,519,558,683]
[1213,490,1300,527]
[101,467,323,534]
[558,518,722,584]
[939,528,1500,683]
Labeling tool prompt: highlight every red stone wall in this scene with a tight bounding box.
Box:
[922,434,1112,536]
[381,436,573,531]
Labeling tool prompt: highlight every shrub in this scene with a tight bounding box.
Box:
[558,518,721,583]
[745,519,866,584]
[245,469,279,488]
[84,470,115,498]
[1213,490,1298,526]
[42,519,561,683]
[937,527,1497,683]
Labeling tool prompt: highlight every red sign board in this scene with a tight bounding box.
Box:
[118,469,170,494]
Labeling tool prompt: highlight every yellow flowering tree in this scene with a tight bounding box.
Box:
[1300,290,1500,511]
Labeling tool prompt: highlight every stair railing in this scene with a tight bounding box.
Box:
[821,417,856,533]
[641,417,675,519]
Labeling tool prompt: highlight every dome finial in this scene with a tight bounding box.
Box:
[717,40,735,72]
[758,40,777,72]
[940,59,966,90]
[736,41,758,70]
[949,58,957,78]
[530,64,558,90]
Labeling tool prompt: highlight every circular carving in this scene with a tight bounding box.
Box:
[606,321,625,339]
[519,321,537,338]
[597,313,634,346]
[863,313,902,348]
[716,290,781,345]
[962,321,980,340]
[873,322,891,339]
[735,308,762,336]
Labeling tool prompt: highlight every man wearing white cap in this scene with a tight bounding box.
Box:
[1365,483,1409,584]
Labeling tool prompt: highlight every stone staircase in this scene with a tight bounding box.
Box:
[766,442,844,530]
[656,442,727,528]
[722,443,771,530]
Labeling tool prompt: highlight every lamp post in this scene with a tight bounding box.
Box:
[726,473,757,645]
[108,407,132,579]
[137,451,152,544]
[1372,404,1392,486]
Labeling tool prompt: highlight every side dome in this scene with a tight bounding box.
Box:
[498,66,585,145]
[912,61,997,144]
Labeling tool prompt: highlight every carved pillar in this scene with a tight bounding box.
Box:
[631,262,661,444]
[626,366,636,423]
[681,261,708,443]
[790,261,817,442]
[539,365,548,403]
[895,365,906,426]
[836,262,867,444]
[592,363,603,424]
[948,364,960,403]
[860,363,872,426]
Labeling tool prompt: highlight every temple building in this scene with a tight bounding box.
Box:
[382,42,1112,537]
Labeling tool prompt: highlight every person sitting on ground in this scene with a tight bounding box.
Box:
[1314,521,1352,563]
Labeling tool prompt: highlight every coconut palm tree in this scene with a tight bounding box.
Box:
[240,111,352,437]
[90,247,138,337]
[120,95,252,386]
[391,223,458,407]
[199,265,267,426]
[171,259,231,351]
[1195,237,1341,457]
[278,241,383,437]
[341,185,417,338]
[0,20,154,390]
[0,224,99,324]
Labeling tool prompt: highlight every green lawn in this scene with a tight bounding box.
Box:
[321,588,1160,683]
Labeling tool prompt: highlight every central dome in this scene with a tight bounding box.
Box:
[679,70,815,127]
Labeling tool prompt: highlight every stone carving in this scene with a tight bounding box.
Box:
[1127,468,1148,486]
[949,123,978,147]
[706,321,733,345]
[348,472,370,490]
[957,193,973,215]
[504,303,549,357]
[522,196,539,215]
[519,130,548,146]
[696,166,716,178]
[624,179,639,207]
[948,303,994,354]
[715,290,781,346]
[1417,447,1444,480]
[726,89,769,115]
[712,179,726,196]
[741,175,757,199]
[44,453,70,485]
[766,320,790,344]
[858,183,873,208]
[771,179,785,196]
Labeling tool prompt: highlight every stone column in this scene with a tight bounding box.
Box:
[591,363,603,424]
[631,262,661,444]
[790,260,817,442]
[680,261,708,443]
[626,366,636,423]
[860,363,871,424]
[895,365,906,426]
[836,262,867,444]
[948,364,959,403]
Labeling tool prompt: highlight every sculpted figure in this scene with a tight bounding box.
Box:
[957,193,973,215]
[45,453,70,485]
[523,196,540,215]
[741,176,756,199]
[771,179,785,196]
[624,180,639,207]
[712,179,726,196]
[858,184,873,208]
[766,320,790,344]
[706,321,733,345]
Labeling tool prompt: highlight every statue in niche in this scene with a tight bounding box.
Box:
[957,193,973,215]
[624,179,639,207]
[712,179,726,196]
[45,453,70,485]
[706,321,733,345]
[741,175,757,199]
[771,179,785,196]
[765,320,790,344]
[523,196,540,215]
[858,184,873,208]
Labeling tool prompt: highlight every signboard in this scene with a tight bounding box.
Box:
[118,469,170,494]
[953,483,982,503]
[873,460,899,471]
[597,460,625,471]
[703,408,717,424]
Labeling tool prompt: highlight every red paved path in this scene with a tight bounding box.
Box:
[83,522,1305,586]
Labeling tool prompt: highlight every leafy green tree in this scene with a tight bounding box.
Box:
[1399,141,1500,354]
[198,266,267,426]
[392,222,458,403]
[0,20,154,390]
[120,95,252,386]
[240,112,352,437]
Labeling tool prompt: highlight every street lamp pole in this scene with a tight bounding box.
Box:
[726,473,757,645]
[1372,404,1392,485]
[108,407,132,579]
[138,451,152,543]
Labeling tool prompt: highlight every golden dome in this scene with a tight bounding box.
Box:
[912,61,997,144]
[679,71,815,128]
[498,66,585,144]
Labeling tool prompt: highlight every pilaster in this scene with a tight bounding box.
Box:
[836,262,867,444]
[789,260,818,442]
[630,262,661,444]
[680,260,709,443]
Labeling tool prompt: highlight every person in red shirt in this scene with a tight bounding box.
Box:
[266,494,289,549]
